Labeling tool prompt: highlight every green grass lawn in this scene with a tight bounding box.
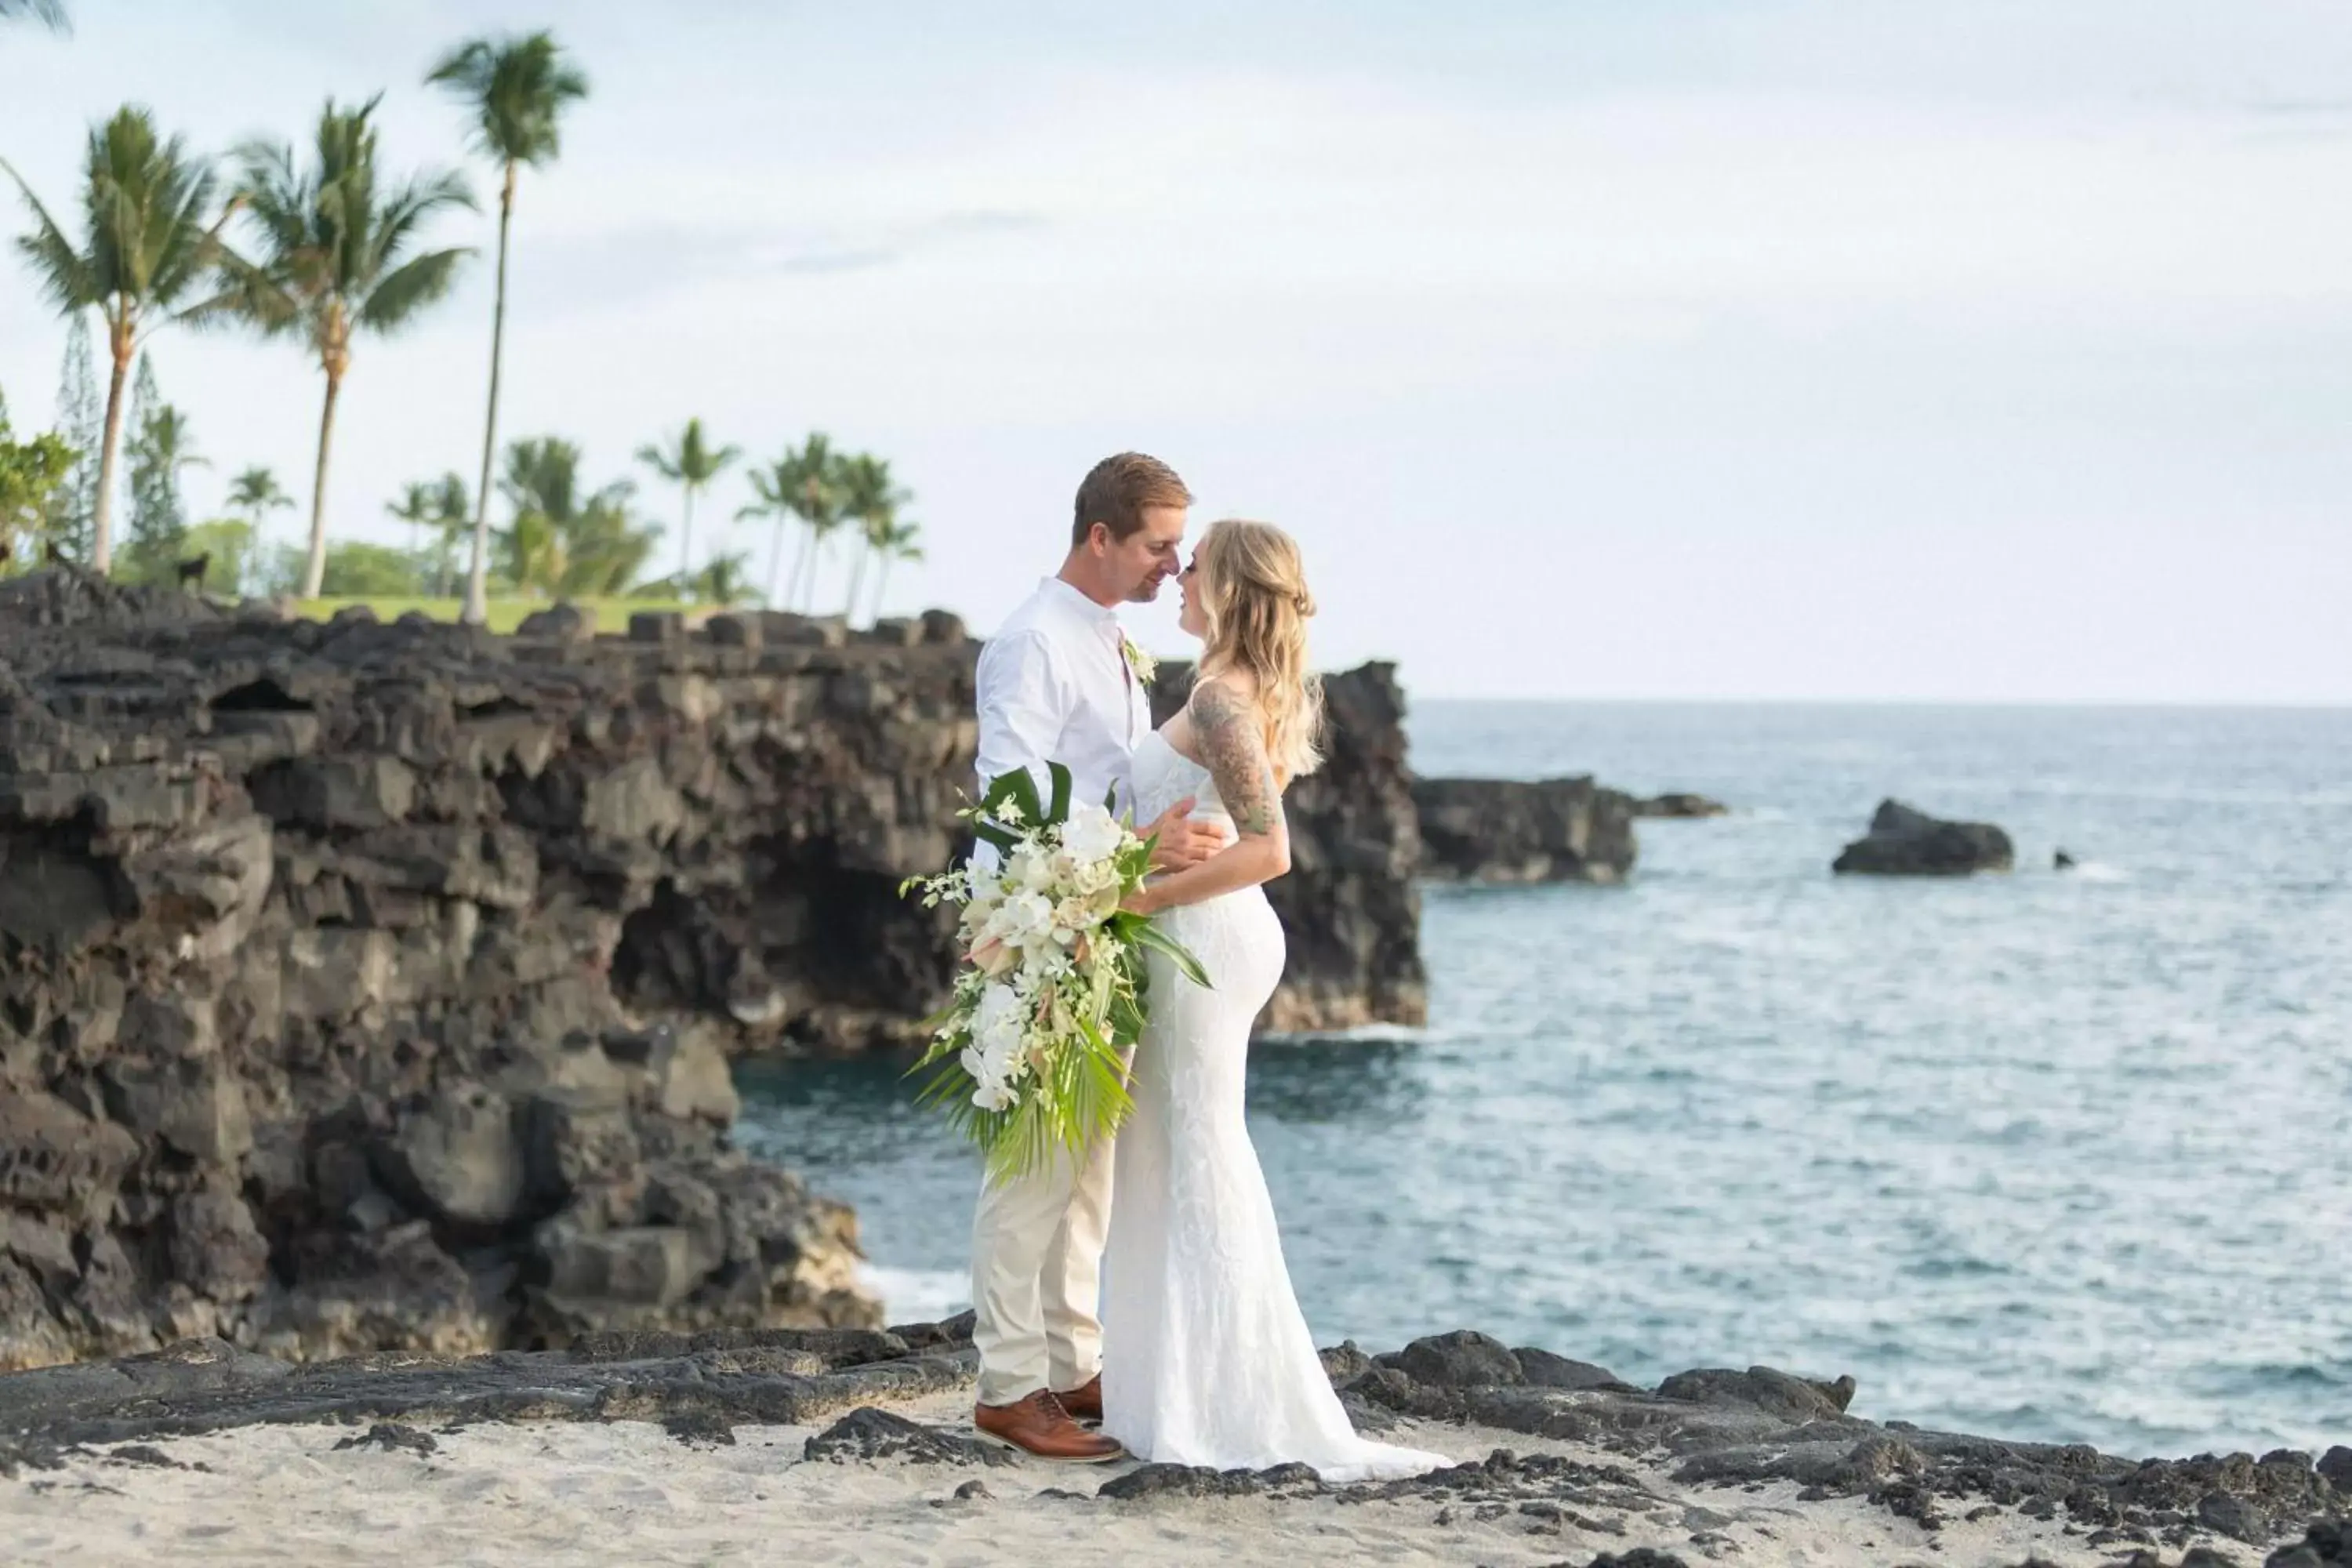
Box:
[293,597,694,634]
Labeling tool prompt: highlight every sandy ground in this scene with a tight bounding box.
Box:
[0,1387,2200,1568]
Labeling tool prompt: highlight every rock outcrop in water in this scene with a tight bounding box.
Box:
[0,572,1436,1366]
[1411,776,1639,885]
[1632,792,1728,819]
[2,1317,2341,1563]
[1833,798,2016,877]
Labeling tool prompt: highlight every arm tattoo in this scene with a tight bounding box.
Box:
[1190,680,1283,839]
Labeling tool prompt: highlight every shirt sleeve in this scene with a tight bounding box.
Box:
[971,627,1071,868]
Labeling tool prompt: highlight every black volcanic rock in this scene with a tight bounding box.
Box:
[1632,792,1728,818]
[804,1406,1008,1467]
[1833,798,2015,876]
[1412,775,1638,884]
[1380,1329,1524,1388]
[0,1317,2338,1554]
[2270,1519,2352,1566]
[1152,662,1427,1033]
[0,579,1434,1367]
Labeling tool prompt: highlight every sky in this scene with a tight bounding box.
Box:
[2,1,2347,702]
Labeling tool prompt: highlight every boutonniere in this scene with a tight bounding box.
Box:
[1120,634,1157,688]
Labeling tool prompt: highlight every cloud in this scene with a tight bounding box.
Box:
[517,209,1051,313]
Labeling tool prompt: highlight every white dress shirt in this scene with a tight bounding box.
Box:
[973,577,1147,862]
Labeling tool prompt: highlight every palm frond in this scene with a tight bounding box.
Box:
[221,102,469,346]
[1121,917,1214,989]
[429,31,590,168]
[354,245,469,331]
[191,245,300,337]
[364,169,475,277]
[0,1,73,34]
[2,161,103,311]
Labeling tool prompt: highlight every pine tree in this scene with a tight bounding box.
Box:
[121,357,203,582]
[47,314,101,559]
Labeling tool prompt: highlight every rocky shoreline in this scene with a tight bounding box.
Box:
[0,575,1682,1371]
[1,1319,2343,1566]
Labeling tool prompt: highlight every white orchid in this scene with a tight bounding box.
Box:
[1011,846,1057,895]
[975,981,1024,1044]
[997,890,1057,946]
[1062,803,1125,866]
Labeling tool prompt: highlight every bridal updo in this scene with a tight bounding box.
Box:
[1192,519,1325,784]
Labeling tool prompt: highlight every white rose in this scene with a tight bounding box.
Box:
[1062,804,1124,866]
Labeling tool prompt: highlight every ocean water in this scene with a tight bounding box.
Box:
[735,702,2352,1458]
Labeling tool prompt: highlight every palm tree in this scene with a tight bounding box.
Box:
[5,107,228,574]
[427,30,589,628]
[635,418,739,586]
[385,478,441,568]
[425,473,469,593]
[561,485,657,597]
[227,463,291,569]
[384,473,468,593]
[500,437,654,599]
[749,431,844,612]
[867,517,924,622]
[227,465,290,528]
[739,437,836,608]
[218,96,472,598]
[837,452,909,622]
[689,550,755,608]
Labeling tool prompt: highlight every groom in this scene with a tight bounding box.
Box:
[967,452,1222,1461]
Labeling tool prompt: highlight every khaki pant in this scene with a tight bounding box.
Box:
[969,1131,1117,1406]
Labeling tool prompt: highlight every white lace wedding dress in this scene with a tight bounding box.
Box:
[1098,731,1446,1483]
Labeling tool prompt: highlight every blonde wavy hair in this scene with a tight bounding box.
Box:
[1192,518,1324,784]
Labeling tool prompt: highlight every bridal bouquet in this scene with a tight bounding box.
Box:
[903,763,1209,1179]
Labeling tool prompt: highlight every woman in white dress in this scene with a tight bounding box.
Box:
[1100,519,1446,1483]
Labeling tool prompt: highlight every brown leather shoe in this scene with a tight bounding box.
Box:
[973,1390,1124,1463]
[1054,1374,1102,1424]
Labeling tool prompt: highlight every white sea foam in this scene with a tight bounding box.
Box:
[858,1263,969,1326]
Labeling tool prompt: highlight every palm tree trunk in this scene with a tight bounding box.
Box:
[844,543,867,622]
[678,485,695,590]
[301,367,343,600]
[871,557,892,623]
[786,524,813,613]
[766,518,787,604]
[463,163,517,626]
[93,321,132,575]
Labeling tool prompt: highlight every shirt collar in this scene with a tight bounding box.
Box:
[1041,575,1121,630]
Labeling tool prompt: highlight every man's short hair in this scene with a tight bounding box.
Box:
[1073,452,1192,547]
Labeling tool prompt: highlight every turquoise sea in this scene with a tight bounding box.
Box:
[738,702,2352,1458]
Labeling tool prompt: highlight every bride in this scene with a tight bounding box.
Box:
[1100,519,1446,1483]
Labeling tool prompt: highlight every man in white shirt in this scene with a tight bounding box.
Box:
[968,452,1222,1461]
